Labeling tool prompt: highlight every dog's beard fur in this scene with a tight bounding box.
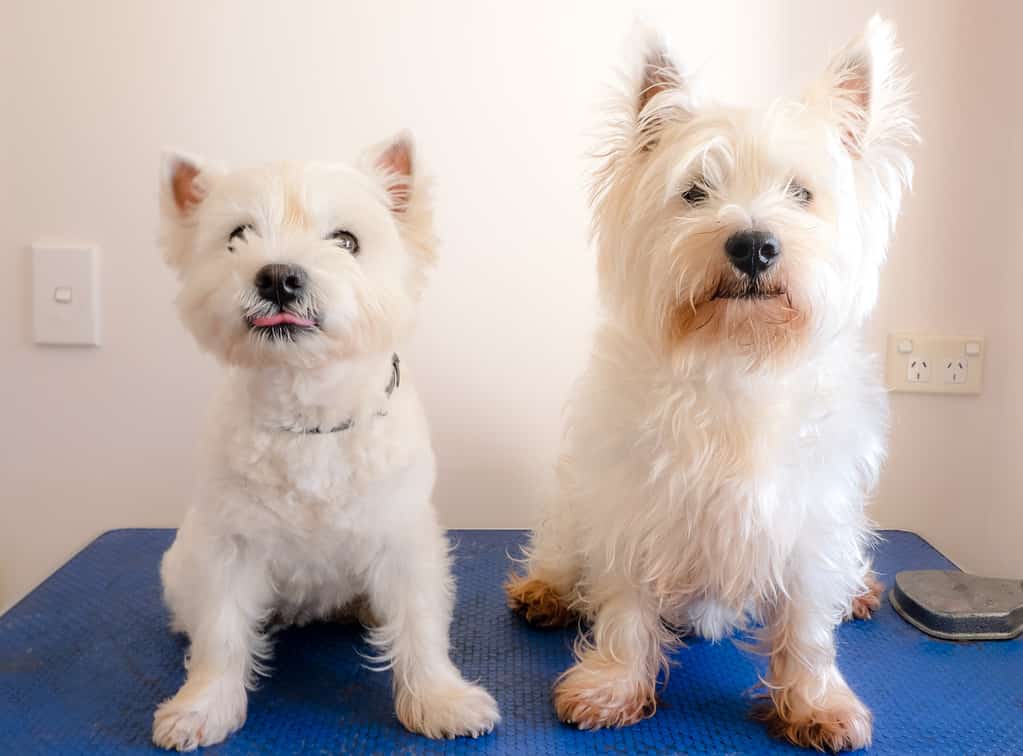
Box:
[660,226,811,364]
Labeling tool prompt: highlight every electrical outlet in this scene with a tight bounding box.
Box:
[886,334,984,395]
[943,359,968,384]
[907,359,930,383]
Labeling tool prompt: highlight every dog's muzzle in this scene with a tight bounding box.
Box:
[248,263,318,337]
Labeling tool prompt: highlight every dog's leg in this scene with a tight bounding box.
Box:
[754,571,872,751]
[365,521,499,739]
[504,524,580,628]
[153,537,270,751]
[553,579,668,729]
[505,488,581,627]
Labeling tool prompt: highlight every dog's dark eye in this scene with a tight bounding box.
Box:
[329,229,359,255]
[227,224,252,253]
[789,182,813,206]
[681,183,708,206]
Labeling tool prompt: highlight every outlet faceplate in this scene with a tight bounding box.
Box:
[886,334,984,394]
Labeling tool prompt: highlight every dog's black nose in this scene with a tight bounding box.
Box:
[254,263,307,305]
[724,230,781,277]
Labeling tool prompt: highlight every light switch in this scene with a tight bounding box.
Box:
[32,244,101,346]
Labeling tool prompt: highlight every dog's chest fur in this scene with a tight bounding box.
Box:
[191,363,432,616]
[225,426,384,526]
[568,326,886,617]
[216,360,407,484]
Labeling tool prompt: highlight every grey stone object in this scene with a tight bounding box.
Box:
[890,570,1023,641]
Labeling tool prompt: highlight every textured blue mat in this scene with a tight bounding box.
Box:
[0,529,1020,754]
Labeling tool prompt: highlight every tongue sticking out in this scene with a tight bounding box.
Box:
[251,312,315,328]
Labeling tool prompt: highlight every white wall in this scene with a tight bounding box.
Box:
[1,0,1020,611]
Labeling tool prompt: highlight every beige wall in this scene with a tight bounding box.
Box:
[984,1,1023,578]
[1,0,1020,612]
[865,1,1022,578]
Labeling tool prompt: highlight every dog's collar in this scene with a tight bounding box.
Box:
[279,353,400,435]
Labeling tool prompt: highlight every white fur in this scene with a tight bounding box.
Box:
[152,136,498,750]
[518,17,915,749]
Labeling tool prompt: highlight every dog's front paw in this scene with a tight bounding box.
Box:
[847,573,884,620]
[753,688,872,752]
[554,660,656,730]
[395,678,500,739]
[505,573,576,628]
[152,684,247,751]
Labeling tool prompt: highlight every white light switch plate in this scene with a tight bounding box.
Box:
[32,244,101,346]
[886,333,983,394]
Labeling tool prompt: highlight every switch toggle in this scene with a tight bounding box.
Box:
[53,286,73,304]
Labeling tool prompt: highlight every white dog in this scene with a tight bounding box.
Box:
[153,134,499,750]
[507,17,914,751]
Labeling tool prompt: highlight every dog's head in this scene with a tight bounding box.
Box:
[593,16,916,366]
[159,134,434,368]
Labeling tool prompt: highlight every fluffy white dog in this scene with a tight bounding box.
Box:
[507,17,915,751]
[153,134,499,750]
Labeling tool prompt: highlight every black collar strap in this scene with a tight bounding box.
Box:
[282,353,400,435]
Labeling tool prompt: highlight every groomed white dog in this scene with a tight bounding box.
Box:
[153,135,499,750]
[507,17,915,751]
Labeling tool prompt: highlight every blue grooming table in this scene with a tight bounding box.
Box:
[0,530,1020,754]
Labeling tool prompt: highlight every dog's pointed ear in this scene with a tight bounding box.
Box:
[810,15,917,159]
[362,131,437,267]
[632,25,694,146]
[366,132,415,214]
[159,151,215,270]
[161,151,210,220]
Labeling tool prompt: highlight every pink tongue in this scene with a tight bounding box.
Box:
[251,312,315,328]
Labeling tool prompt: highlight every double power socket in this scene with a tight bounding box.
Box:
[886,333,984,395]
